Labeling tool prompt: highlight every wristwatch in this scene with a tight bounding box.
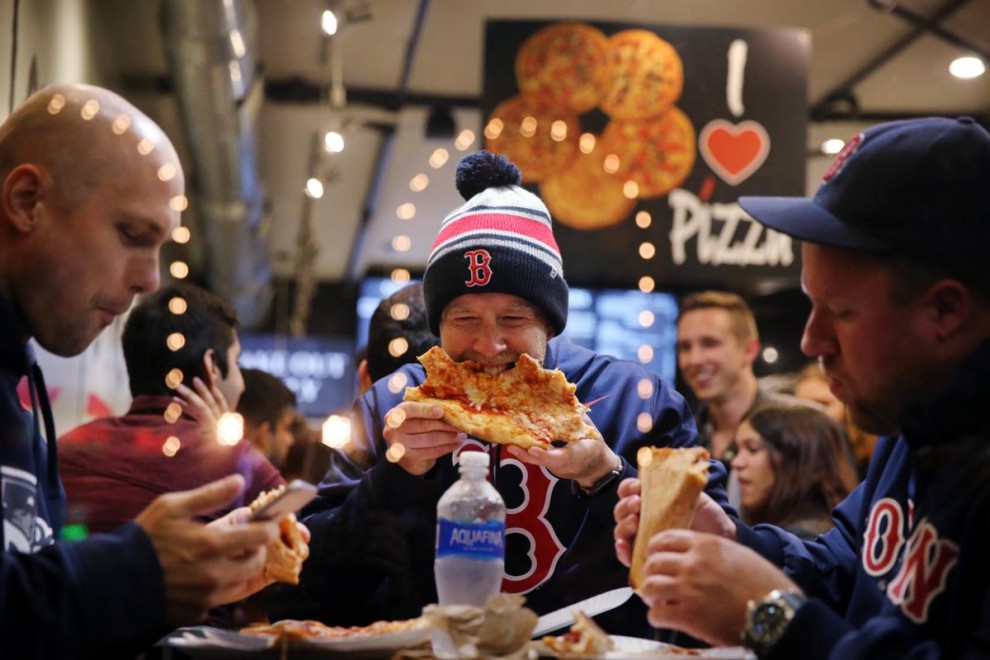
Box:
[742,589,806,658]
[573,458,624,498]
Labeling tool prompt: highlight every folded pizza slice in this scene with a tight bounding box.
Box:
[630,447,710,590]
[403,346,601,450]
[249,486,310,585]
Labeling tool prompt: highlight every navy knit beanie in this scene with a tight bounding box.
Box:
[423,151,569,336]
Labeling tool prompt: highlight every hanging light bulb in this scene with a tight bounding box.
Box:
[324,130,345,153]
[305,177,325,199]
[321,9,338,35]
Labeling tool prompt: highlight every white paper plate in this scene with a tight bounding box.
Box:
[532,635,756,659]
[166,626,275,651]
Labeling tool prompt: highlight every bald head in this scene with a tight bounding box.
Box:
[0,83,182,211]
[0,84,185,356]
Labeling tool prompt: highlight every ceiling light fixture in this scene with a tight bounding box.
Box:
[949,55,985,79]
[821,138,845,155]
[324,129,345,153]
[426,104,456,139]
[321,9,338,35]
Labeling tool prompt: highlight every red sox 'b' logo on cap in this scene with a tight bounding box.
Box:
[464,249,493,287]
[823,133,863,182]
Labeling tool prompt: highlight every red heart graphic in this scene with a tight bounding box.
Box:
[699,119,771,186]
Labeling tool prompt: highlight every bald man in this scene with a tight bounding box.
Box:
[0,84,281,655]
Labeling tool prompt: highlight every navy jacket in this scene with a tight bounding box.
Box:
[279,337,732,636]
[739,339,990,659]
[0,296,168,658]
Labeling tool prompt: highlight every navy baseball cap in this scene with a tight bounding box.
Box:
[739,117,990,285]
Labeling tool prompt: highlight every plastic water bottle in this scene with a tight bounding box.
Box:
[434,451,506,607]
[433,452,505,657]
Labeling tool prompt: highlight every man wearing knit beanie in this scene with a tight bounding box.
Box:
[284,152,731,638]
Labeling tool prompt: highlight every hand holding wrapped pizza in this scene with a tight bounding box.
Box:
[629,447,710,590]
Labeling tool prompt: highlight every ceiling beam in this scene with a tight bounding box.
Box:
[871,0,989,60]
[344,0,432,283]
[264,78,477,111]
[812,0,973,120]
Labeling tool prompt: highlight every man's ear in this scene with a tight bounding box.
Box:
[200,349,219,388]
[925,279,971,343]
[357,359,372,393]
[248,421,273,453]
[1,164,45,233]
[742,335,761,366]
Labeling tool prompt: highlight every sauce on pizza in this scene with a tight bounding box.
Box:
[403,346,601,450]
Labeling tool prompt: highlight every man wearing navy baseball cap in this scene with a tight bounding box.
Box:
[614,117,990,658]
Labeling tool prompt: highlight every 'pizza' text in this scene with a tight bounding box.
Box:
[668,188,794,267]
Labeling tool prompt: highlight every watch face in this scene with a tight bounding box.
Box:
[744,591,803,657]
[751,601,790,642]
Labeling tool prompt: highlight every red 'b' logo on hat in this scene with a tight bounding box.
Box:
[464,249,492,287]
[823,133,863,182]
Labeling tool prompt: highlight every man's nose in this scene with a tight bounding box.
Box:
[800,308,836,358]
[473,324,507,357]
[129,255,161,295]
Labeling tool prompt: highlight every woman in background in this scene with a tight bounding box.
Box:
[731,402,859,539]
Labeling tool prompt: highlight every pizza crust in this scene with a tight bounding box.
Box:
[403,346,602,450]
[629,447,710,590]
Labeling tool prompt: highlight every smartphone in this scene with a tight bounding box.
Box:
[250,479,318,521]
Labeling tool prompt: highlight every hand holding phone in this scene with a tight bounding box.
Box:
[250,480,318,521]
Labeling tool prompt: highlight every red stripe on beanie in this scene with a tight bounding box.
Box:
[431,211,560,254]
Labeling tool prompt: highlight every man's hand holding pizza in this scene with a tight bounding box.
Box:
[400,348,612,484]
[614,478,737,567]
[504,418,621,490]
[383,400,465,476]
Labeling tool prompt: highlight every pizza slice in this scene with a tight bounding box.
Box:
[242,617,427,642]
[249,486,310,585]
[541,610,613,656]
[402,346,602,450]
[630,447,710,590]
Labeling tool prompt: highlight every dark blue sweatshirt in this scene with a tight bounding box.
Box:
[0,296,168,658]
[738,339,990,659]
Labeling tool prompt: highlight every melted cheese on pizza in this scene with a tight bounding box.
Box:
[403,346,601,449]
